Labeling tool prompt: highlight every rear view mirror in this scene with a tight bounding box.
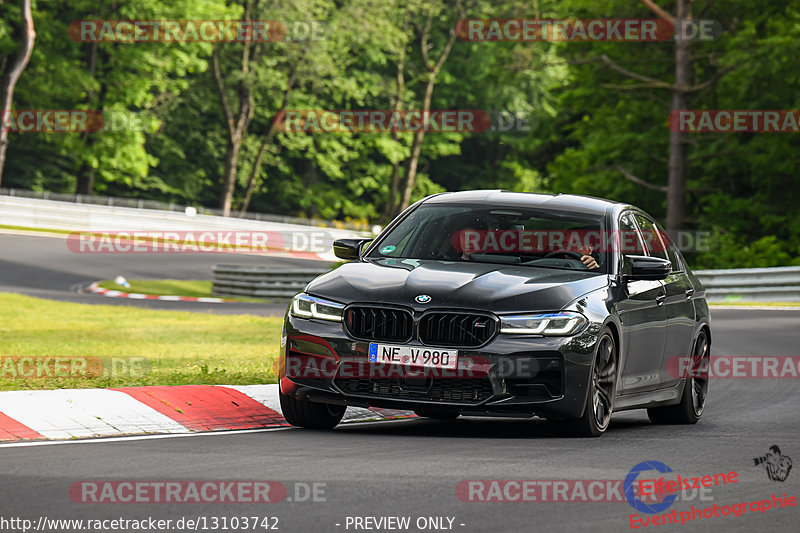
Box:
[333,239,372,260]
[623,255,671,281]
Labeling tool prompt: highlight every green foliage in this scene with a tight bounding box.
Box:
[1,0,798,267]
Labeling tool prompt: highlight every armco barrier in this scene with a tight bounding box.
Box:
[212,265,330,299]
[0,188,373,231]
[0,195,370,261]
[210,264,800,302]
[694,266,800,302]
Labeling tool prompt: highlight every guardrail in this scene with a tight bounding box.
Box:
[0,195,371,261]
[212,265,330,299]
[695,266,800,302]
[210,264,800,302]
[0,187,374,231]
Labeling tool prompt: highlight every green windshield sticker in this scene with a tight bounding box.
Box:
[380,245,396,254]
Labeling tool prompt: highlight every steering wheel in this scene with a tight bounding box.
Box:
[544,249,585,261]
[430,248,458,260]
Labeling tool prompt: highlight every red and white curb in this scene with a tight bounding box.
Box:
[86,282,232,303]
[0,384,415,442]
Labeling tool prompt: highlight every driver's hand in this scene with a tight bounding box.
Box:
[581,255,599,269]
[577,244,598,269]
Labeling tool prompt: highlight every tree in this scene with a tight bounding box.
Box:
[2,0,233,196]
[573,0,737,232]
[396,0,461,214]
[0,0,35,187]
[544,0,737,231]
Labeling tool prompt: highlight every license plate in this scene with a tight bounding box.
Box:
[368,343,458,370]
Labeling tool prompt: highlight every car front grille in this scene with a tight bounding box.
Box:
[418,312,497,347]
[335,378,494,404]
[344,306,413,342]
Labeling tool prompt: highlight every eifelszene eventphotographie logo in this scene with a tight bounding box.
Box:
[753,445,793,482]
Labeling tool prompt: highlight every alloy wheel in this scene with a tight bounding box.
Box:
[690,332,709,417]
[592,334,617,431]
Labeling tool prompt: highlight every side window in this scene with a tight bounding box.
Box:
[634,214,668,260]
[618,212,645,256]
[655,222,683,272]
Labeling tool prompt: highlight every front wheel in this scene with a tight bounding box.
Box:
[648,330,709,425]
[559,328,617,437]
[279,389,346,429]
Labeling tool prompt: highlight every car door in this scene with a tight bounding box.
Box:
[616,212,668,394]
[647,221,697,389]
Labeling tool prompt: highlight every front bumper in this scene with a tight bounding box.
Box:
[279,314,602,419]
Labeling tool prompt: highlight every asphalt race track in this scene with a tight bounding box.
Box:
[0,231,325,315]
[1,232,799,532]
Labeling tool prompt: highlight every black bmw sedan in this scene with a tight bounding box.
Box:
[278,190,711,437]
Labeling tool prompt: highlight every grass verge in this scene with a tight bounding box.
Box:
[0,292,282,390]
[97,279,268,303]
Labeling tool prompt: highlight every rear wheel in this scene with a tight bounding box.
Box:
[648,330,709,425]
[279,389,346,429]
[559,328,617,437]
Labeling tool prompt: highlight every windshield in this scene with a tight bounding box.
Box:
[368,204,608,273]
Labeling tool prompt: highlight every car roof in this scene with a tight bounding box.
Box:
[422,190,619,216]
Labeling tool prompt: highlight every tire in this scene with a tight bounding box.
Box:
[648,330,709,425]
[279,389,346,429]
[413,408,460,420]
[559,328,617,438]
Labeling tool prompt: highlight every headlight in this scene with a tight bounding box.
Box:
[499,311,587,336]
[290,293,345,322]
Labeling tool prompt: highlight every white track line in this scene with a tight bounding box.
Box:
[0,418,416,448]
[0,389,186,439]
[225,384,410,422]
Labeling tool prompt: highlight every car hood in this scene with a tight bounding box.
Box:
[306,258,609,313]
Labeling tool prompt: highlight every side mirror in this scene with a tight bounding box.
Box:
[623,255,671,281]
[333,238,372,260]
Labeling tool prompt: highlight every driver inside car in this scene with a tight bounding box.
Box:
[543,226,601,270]
[537,242,599,270]
[577,244,599,269]
[450,225,599,270]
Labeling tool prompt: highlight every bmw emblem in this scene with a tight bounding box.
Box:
[415,294,432,304]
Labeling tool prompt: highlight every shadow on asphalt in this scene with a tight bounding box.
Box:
[330,415,654,439]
